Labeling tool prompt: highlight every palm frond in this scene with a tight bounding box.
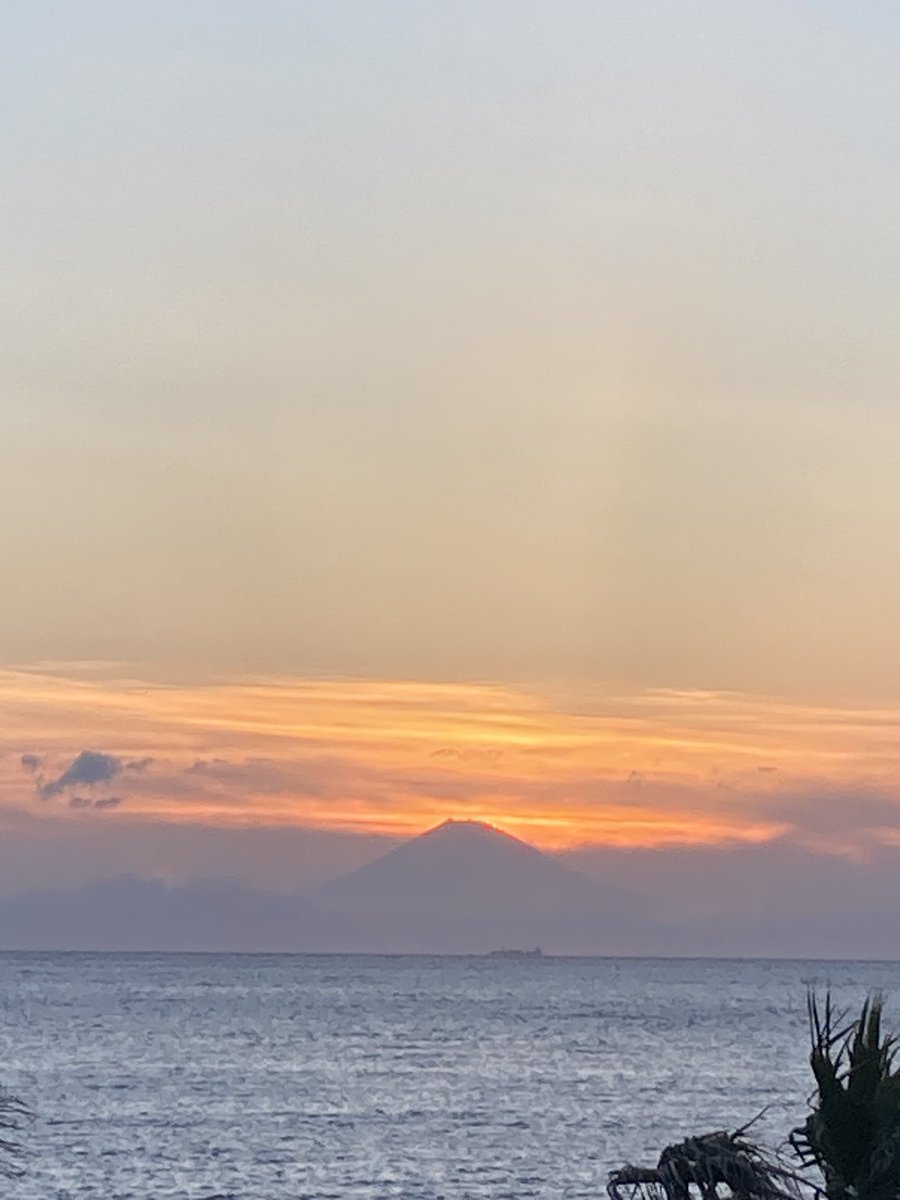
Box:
[609,1125,811,1200]
[791,991,900,1200]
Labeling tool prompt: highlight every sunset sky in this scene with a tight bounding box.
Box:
[4,3,900,895]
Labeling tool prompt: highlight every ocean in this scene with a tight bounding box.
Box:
[1,953,898,1199]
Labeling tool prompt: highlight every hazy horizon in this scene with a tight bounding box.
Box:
[3,814,900,960]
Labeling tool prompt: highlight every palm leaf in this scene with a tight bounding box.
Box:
[791,992,900,1200]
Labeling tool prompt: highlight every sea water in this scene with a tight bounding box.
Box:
[1,953,898,1199]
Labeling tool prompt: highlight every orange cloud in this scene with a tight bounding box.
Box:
[4,664,900,851]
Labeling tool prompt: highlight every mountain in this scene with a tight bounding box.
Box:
[0,821,668,954]
[315,819,599,915]
[311,818,662,954]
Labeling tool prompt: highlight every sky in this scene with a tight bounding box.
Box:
[3,2,900,911]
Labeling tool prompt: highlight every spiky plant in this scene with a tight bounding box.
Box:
[656,1126,806,1200]
[791,992,900,1200]
[0,1088,29,1179]
[608,1122,808,1200]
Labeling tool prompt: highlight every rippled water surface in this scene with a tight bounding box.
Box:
[3,953,900,1198]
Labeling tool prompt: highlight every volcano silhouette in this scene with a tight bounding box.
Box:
[0,819,667,953]
[312,818,659,954]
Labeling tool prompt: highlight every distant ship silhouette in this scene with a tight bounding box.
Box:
[487,947,544,958]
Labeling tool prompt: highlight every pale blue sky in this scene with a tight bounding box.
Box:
[3,2,900,697]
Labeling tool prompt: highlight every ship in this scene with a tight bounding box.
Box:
[486,947,543,958]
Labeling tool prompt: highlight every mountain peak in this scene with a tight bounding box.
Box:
[315,816,596,915]
[311,815,649,953]
[412,816,556,860]
[422,817,508,839]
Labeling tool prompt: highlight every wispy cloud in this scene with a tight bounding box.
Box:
[70,795,122,811]
[3,665,900,851]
